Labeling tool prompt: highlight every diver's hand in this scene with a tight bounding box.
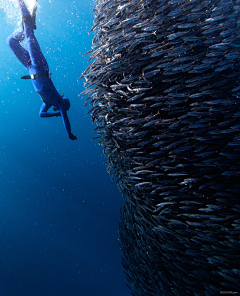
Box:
[69,133,77,140]
[55,112,61,117]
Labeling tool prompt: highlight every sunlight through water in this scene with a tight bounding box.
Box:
[0,0,37,25]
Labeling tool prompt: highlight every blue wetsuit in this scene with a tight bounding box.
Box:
[6,0,77,140]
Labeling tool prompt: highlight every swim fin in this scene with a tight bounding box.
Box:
[31,0,38,30]
[21,0,38,31]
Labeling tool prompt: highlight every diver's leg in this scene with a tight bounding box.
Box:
[17,0,47,68]
[6,30,30,68]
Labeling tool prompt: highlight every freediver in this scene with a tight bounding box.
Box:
[6,0,77,140]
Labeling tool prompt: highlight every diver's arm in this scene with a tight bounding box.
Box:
[58,101,77,140]
[58,102,77,140]
[39,102,61,118]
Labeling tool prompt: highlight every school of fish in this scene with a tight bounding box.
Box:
[80,0,240,294]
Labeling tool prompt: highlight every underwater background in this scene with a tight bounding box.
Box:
[0,0,130,295]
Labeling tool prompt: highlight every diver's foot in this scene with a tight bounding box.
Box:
[21,15,37,31]
[21,16,32,31]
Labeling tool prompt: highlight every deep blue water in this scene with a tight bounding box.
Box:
[0,1,129,295]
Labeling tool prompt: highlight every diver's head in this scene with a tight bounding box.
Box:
[63,97,70,111]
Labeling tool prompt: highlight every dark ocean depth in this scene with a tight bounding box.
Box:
[0,1,129,295]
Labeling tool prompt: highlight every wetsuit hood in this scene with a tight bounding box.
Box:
[52,97,70,112]
[63,97,70,111]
